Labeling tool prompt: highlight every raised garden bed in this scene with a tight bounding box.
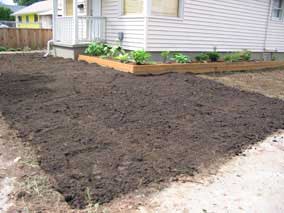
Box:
[78,54,284,75]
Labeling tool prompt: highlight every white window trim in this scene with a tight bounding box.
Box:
[271,0,284,21]
[149,0,184,19]
[120,0,145,17]
[119,0,184,19]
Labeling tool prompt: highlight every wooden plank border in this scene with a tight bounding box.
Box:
[0,28,52,49]
[78,55,284,75]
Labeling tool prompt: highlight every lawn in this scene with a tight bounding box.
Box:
[0,54,284,209]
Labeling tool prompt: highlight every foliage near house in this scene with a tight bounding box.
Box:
[0,7,15,21]
[14,0,40,6]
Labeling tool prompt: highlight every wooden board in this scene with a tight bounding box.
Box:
[78,55,284,75]
[0,28,52,49]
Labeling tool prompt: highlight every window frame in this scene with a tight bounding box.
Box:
[34,14,39,23]
[121,0,145,17]
[150,0,184,18]
[25,16,29,23]
[272,0,284,21]
[120,0,184,19]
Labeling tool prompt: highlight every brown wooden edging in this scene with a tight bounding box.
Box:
[78,54,284,75]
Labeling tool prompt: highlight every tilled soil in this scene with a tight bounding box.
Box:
[0,54,284,209]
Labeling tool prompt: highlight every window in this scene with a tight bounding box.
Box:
[26,16,29,23]
[152,0,180,17]
[272,0,284,20]
[34,15,38,22]
[123,0,143,15]
[17,16,22,23]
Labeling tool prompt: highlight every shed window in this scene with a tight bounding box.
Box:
[123,0,143,15]
[26,16,29,23]
[34,15,38,22]
[18,16,22,23]
[152,0,180,17]
[272,0,284,20]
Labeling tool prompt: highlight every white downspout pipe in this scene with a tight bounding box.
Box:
[263,0,272,60]
[44,0,57,57]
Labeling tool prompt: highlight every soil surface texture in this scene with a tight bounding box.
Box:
[0,54,284,209]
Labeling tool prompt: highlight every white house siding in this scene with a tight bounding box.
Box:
[146,0,284,52]
[40,15,52,29]
[266,20,284,52]
[102,0,145,50]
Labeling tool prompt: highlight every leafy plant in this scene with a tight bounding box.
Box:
[0,46,7,52]
[223,53,241,62]
[206,51,221,62]
[223,50,251,63]
[131,50,151,65]
[172,53,190,64]
[109,45,125,58]
[7,48,17,52]
[195,53,209,63]
[239,50,251,61]
[84,42,110,56]
[0,7,15,21]
[161,51,171,63]
[115,53,130,63]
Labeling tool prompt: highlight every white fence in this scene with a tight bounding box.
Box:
[55,16,106,44]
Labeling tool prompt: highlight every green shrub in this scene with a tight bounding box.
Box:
[84,42,110,56]
[172,53,190,64]
[131,50,151,65]
[161,51,171,63]
[0,7,14,21]
[239,50,251,61]
[224,53,241,62]
[224,50,252,63]
[195,53,209,62]
[115,53,130,63]
[0,46,7,52]
[206,51,221,62]
[109,45,125,58]
[7,48,17,52]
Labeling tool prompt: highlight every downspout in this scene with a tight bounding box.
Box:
[44,0,57,57]
[263,0,272,60]
[44,40,53,57]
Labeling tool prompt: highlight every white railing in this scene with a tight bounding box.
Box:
[55,16,74,43]
[55,16,106,44]
[78,16,106,42]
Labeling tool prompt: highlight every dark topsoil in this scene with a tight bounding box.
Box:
[0,54,284,209]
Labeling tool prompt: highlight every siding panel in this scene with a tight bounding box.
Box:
[102,0,145,50]
[147,0,284,52]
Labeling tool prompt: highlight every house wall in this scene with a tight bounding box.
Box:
[145,0,284,53]
[17,14,41,29]
[102,0,145,50]
[266,20,284,52]
[40,15,52,29]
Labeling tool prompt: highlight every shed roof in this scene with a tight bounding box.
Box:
[12,0,52,16]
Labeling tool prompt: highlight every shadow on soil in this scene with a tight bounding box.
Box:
[1,54,284,209]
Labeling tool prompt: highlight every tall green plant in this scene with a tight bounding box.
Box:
[195,53,209,63]
[131,50,151,65]
[84,42,110,56]
[172,53,190,64]
[206,51,221,62]
[0,7,15,21]
[161,51,171,63]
